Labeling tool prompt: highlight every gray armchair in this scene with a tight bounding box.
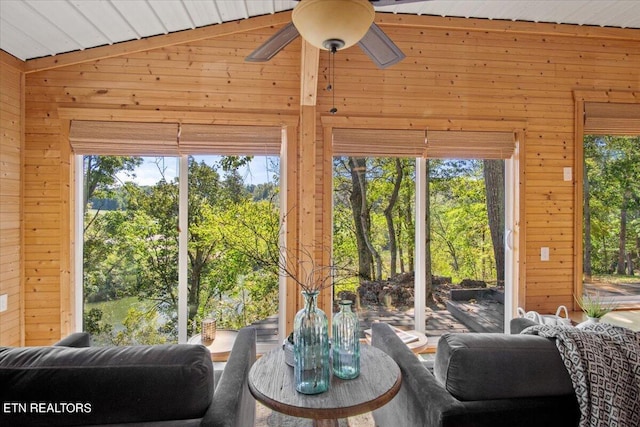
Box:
[371,322,578,427]
[0,327,257,427]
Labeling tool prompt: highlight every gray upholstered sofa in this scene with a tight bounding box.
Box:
[371,320,579,427]
[0,327,256,427]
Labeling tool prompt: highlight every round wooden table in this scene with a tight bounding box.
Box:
[188,330,238,362]
[248,345,401,427]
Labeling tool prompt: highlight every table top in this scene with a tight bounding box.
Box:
[248,345,401,421]
[188,329,238,362]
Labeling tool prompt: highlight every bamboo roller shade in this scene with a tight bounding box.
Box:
[70,121,517,159]
[179,124,281,155]
[69,120,282,155]
[584,102,640,136]
[333,128,515,159]
[426,131,515,159]
[69,121,179,156]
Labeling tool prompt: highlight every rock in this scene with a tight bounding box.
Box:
[459,279,487,288]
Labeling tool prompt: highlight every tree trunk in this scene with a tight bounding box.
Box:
[483,160,505,285]
[425,160,433,302]
[404,191,414,272]
[188,250,204,321]
[352,159,383,280]
[384,159,403,278]
[583,162,593,280]
[348,157,373,281]
[616,191,629,275]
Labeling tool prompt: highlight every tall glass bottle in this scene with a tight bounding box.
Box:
[332,300,360,379]
[293,290,330,394]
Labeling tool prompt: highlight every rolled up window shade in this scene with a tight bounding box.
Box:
[332,128,515,159]
[332,128,425,157]
[69,121,284,156]
[584,102,640,135]
[178,124,282,155]
[426,131,515,159]
[69,120,179,155]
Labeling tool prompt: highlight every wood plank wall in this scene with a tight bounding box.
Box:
[314,16,639,313]
[0,51,24,346]
[11,13,640,344]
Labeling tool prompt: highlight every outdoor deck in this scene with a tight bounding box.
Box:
[250,299,505,354]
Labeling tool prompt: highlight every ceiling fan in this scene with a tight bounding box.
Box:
[245,0,430,69]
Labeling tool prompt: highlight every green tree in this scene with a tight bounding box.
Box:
[584,135,640,277]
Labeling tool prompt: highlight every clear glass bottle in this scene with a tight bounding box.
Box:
[332,300,360,379]
[293,290,330,394]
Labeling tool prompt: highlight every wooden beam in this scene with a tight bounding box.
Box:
[284,125,300,336]
[59,120,73,338]
[297,39,323,312]
[375,13,640,41]
[300,40,320,106]
[57,107,299,127]
[24,12,293,73]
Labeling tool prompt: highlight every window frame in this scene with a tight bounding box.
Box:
[69,118,292,343]
[323,116,524,333]
[573,92,640,310]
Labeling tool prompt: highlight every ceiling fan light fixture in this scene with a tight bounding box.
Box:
[292,0,375,51]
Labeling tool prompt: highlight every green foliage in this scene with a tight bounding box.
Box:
[112,308,168,345]
[83,155,280,344]
[83,308,113,339]
[575,293,618,318]
[584,135,640,277]
[333,157,498,286]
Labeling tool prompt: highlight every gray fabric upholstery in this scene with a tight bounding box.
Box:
[204,326,257,427]
[434,332,573,400]
[510,317,539,334]
[53,332,91,347]
[0,327,257,427]
[371,322,579,427]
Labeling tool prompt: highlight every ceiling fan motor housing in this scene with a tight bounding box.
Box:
[292,0,375,50]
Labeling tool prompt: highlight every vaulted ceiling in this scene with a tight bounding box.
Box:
[1,0,639,62]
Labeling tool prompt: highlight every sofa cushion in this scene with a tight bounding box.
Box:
[434,333,573,401]
[0,344,213,426]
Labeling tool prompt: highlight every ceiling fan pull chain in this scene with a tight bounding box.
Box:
[329,45,338,115]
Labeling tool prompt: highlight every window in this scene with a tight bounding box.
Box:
[577,100,640,309]
[330,126,519,338]
[71,120,285,345]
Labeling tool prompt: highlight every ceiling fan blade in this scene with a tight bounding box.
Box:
[357,23,406,69]
[369,0,431,6]
[245,22,300,62]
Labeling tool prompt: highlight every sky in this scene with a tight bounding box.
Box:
[116,155,276,187]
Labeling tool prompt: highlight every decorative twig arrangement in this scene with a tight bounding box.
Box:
[218,206,354,294]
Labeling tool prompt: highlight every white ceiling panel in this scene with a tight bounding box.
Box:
[1,0,638,62]
[2,0,80,56]
[24,0,110,49]
[70,0,140,44]
[0,18,50,59]
[215,0,250,21]
[182,0,224,27]
[110,0,166,37]
[146,0,195,33]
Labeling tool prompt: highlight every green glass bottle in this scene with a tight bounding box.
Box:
[332,300,360,379]
[293,290,330,394]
